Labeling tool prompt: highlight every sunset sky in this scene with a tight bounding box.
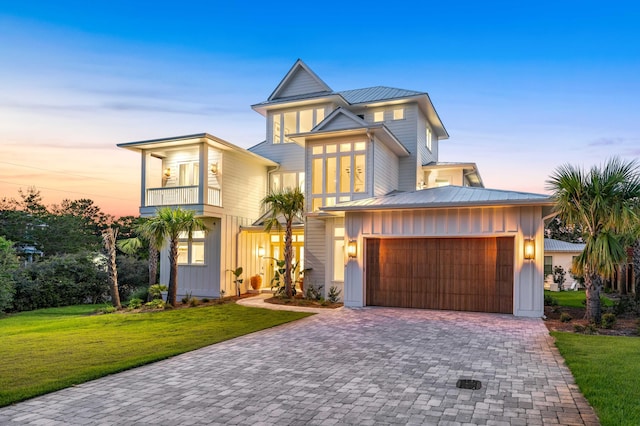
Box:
[1,1,638,218]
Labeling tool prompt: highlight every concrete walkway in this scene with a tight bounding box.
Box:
[0,305,599,425]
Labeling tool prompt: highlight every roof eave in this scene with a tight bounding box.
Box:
[322,198,554,212]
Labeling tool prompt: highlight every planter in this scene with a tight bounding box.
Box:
[250,274,262,290]
[160,291,168,301]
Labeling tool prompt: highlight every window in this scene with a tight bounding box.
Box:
[270,172,305,191]
[311,142,366,211]
[435,178,449,187]
[393,108,404,120]
[179,162,199,186]
[177,230,206,265]
[426,127,432,152]
[272,107,326,144]
[544,256,553,277]
[373,111,384,122]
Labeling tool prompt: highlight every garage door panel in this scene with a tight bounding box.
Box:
[366,237,514,314]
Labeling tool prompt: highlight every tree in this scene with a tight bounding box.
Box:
[261,187,305,298]
[102,227,121,309]
[547,158,640,322]
[140,208,207,306]
[117,217,159,287]
[545,216,584,243]
[0,236,19,313]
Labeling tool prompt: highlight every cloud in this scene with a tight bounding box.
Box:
[587,137,625,147]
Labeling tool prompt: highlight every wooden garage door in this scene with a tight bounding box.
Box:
[366,237,514,313]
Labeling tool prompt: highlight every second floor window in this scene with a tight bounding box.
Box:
[426,127,432,152]
[272,107,326,144]
[311,142,366,211]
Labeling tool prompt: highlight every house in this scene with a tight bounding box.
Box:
[543,238,585,290]
[118,59,553,317]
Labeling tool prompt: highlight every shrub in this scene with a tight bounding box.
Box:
[98,305,117,314]
[189,297,199,307]
[544,294,558,307]
[601,313,617,329]
[560,312,572,323]
[327,286,342,303]
[12,253,108,312]
[129,287,149,302]
[305,283,324,301]
[148,284,167,300]
[181,292,193,304]
[127,298,143,309]
[115,255,149,300]
[144,299,166,310]
[0,236,19,313]
[201,298,210,303]
[573,324,585,333]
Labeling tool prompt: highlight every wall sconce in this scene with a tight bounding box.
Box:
[163,168,171,178]
[210,162,218,175]
[257,247,265,258]
[524,238,535,260]
[347,240,357,258]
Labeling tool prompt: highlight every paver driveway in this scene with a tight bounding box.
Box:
[0,307,598,425]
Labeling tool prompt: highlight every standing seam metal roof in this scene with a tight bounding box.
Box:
[544,238,585,252]
[337,86,424,104]
[321,186,552,211]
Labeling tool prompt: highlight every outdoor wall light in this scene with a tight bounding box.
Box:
[347,240,357,258]
[163,168,171,178]
[524,239,535,260]
[210,162,219,175]
[257,246,265,257]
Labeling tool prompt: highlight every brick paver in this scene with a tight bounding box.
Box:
[0,307,599,425]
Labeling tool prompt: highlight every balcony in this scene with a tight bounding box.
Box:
[145,186,222,207]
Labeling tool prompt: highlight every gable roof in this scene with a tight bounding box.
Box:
[544,238,585,252]
[322,186,552,212]
[268,59,333,101]
[313,107,369,132]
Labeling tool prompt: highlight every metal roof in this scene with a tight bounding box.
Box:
[322,186,552,212]
[338,86,424,104]
[544,238,585,252]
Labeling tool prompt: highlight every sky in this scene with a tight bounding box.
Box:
[1,1,639,217]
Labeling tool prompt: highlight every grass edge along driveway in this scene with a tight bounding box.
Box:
[0,303,311,407]
[552,332,640,426]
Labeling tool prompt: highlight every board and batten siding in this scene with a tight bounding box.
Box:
[343,206,545,317]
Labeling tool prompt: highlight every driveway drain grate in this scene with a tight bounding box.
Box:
[456,379,482,390]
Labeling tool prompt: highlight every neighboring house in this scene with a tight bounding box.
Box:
[118,59,553,317]
[543,238,585,290]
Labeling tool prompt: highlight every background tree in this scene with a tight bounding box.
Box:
[0,236,19,313]
[547,158,640,322]
[117,217,159,287]
[102,227,121,309]
[140,207,207,306]
[544,216,584,243]
[261,187,304,298]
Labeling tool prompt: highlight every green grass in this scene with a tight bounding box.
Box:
[552,332,640,426]
[545,289,614,308]
[0,303,311,407]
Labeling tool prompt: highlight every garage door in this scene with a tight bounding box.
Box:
[365,237,514,313]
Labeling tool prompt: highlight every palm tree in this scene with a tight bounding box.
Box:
[101,226,121,309]
[547,158,640,322]
[140,207,207,306]
[117,218,160,289]
[261,187,304,298]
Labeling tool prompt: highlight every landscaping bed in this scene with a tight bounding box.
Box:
[265,294,343,309]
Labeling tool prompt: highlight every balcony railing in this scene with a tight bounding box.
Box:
[146,186,222,207]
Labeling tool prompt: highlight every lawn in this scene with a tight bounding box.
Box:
[552,332,640,426]
[544,289,614,308]
[0,303,311,407]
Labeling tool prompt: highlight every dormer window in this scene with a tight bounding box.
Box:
[272,107,326,144]
[393,108,404,120]
[373,111,384,122]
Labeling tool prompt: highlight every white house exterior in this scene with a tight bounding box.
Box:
[119,59,553,316]
[543,238,585,290]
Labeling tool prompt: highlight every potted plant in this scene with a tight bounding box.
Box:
[149,284,168,301]
[250,274,262,290]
